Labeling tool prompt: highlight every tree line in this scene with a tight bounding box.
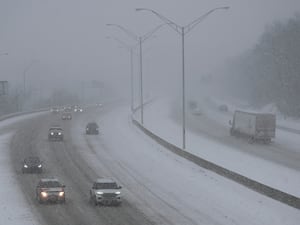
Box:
[222,13,300,117]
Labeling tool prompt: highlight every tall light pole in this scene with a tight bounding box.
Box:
[106,36,137,112]
[107,23,165,125]
[136,7,229,149]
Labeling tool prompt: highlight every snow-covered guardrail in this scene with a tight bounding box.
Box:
[131,116,300,209]
[0,108,49,122]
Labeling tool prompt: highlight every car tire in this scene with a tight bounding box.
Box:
[37,195,43,204]
[93,196,98,206]
[115,202,121,207]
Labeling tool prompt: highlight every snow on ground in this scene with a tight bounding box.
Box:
[137,99,300,198]
[0,113,47,225]
[74,104,300,225]
[0,134,39,225]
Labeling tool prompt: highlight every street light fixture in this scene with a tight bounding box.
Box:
[136,7,229,149]
[106,36,137,112]
[107,23,165,125]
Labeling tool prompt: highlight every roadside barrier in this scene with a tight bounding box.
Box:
[132,116,300,209]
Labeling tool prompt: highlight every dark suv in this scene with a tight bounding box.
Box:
[36,178,66,204]
[86,122,99,135]
[22,156,43,174]
[48,127,64,141]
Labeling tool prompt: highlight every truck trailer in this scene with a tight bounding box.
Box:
[229,110,276,143]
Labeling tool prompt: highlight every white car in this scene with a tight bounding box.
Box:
[89,178,122,206]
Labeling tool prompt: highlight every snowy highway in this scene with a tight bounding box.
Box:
[0,103,299,225]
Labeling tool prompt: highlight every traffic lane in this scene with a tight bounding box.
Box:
[71,105,226,225]
[171,108,300,171]
[10,111,155,225]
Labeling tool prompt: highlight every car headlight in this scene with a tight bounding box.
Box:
[51,132,54,135]
[115,191,121,195]
[38,164,42,168]
[58,191,65,197]
[58,132,62,135]
[96,191,103,195]
[24,164,28,168]
[41,192,48,198]
[79,109,83,112]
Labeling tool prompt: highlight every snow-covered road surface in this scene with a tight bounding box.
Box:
[139,99,300,198]
[0,104,299,225]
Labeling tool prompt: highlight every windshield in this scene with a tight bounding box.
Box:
[49,128,62,132]
[41,181,62,188]
[25,157,40,164]
[94,182,118,189]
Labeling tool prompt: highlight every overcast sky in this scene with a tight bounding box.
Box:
[0,0,300,100]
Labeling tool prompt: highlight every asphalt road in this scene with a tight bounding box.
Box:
[9,106,157,225]
[171,108,300,171]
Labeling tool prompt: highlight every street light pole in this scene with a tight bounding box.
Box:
[136,7,229,149]
[139,37,144,124]
[130,48,134,112]
[107,23,165,125]
[181,27,186,149]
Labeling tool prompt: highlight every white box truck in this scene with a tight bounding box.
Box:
[229,110,276,143]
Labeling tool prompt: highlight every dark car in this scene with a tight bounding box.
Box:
[48,127,64,141]
[36,178,66,204]
[218,104,229,112]
[62,112,72,120]
[86,122,99,135]
[73,106,83,112]
[22,156,43,174]
[50,107,60,114]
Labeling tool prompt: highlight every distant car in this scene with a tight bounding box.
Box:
[64,107,73,113]
[89,178,122,206]
[48,127,64,141]
[86,122,99,135]
[191,107,202,116]
[73,106,83,112]
[22,156,43,174]
[50,107,60,113]
[62,112,72,120]
[36,178,66,204]
[218,104,228,112]
[74,108,83,112]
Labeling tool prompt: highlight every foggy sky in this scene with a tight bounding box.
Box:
[0,0,300,100]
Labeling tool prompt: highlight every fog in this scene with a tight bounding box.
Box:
[0,0,299,107]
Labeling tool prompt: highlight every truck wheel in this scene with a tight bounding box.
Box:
[230,128,234,136]
[37,195,43,204]
[248,137,255,144]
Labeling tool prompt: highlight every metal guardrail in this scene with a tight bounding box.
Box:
[132,117,300,209]
[277,125,300,135]
[0,108,49,122]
